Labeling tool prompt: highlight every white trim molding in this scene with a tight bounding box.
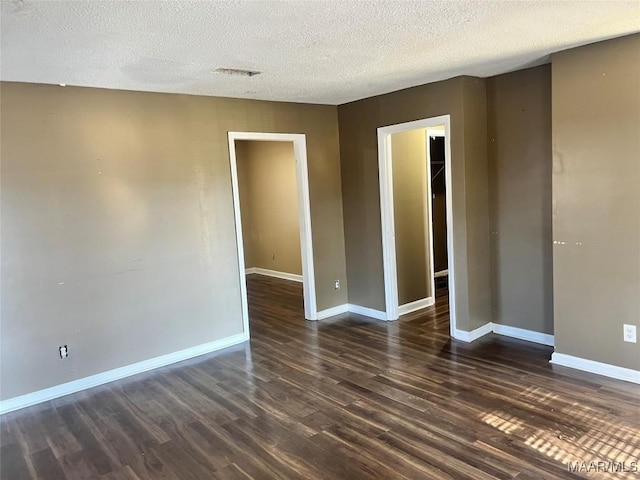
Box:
[0,333,248,415]
[314,304,388,321]
[453,322,556,346]
[316,304,350,320]
[398,297,435,316]
[551,353,640,384]
[348,304,388,321]
[493,324,555,346]
[453,322,494,343]
[228,132,317,324]
[245,267,303,283]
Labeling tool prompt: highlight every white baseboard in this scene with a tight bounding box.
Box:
[316,304,349,320]
[245,267,303,283]
[398,297,435,316]
[314,303,387,321]
[493,323,555,346]
[453,322,556,346]
[550,353,640,384]
[0,332,249,415]
[453,322,494,342]
[348,304,388,321]
[434,269,449,278]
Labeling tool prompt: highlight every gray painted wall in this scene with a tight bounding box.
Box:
[487,65,554,335]
[552,34,640,370]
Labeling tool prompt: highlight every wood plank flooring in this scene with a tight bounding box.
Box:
[1,274,639,479]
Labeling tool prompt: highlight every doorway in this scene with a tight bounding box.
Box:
[427,128,449,285]
[228,132,318,337]
[377,115,456,335]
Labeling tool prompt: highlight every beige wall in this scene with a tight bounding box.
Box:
[487,65,553,335]
[236,140,301,275]
[237,141,255,268]
[391,129,431,305]
[0,82,348,400]
[338,76,492,330]
[552,34,640,370]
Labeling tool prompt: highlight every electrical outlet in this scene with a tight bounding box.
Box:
[623,324,637,343]
[334,280,340,289]
[59,345,68,359]
[271,253,276,260]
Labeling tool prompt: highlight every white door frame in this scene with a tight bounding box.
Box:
[228,132,318,336]
[377,115,456,336]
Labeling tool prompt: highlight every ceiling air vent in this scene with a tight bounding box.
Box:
[214,68,261,77]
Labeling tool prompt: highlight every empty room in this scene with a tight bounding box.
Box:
[1,1,639,479]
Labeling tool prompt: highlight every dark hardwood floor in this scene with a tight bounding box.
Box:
[2,274,639,479]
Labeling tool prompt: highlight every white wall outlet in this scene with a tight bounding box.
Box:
[271,253,276,260]
[59,345,68,359]
[334,279,340,289]
[623,324,637,343]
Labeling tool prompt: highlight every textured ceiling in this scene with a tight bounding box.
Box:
[1,0,639,105]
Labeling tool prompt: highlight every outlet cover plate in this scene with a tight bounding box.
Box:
[623,324,637,343]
